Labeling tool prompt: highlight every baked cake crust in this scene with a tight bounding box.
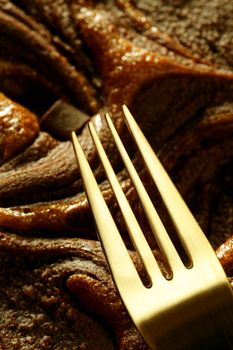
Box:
[0,1,233,349]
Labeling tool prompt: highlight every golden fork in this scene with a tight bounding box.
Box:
[72,105,233,350]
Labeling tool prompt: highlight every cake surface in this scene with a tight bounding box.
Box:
[0,1,233,349]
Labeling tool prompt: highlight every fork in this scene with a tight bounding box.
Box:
[71,105,233,350]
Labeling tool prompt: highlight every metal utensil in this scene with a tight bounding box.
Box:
[72,105,233,350]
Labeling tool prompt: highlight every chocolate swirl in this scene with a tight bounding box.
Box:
[0,1,233,349]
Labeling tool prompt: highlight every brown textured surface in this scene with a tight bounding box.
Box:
[0,1,233,349]
[0,232,148,349]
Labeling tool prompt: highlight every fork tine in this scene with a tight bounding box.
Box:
[71,131,142,290]
[88,122,163,283]
[122,105,219,264]
[105,113,185,273]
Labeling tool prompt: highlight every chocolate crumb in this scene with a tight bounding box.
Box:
[40,100,90,140]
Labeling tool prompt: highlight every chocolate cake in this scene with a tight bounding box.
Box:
[0,1,233,349]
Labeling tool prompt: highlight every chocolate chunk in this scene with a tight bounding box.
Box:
[40,99,90,140]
